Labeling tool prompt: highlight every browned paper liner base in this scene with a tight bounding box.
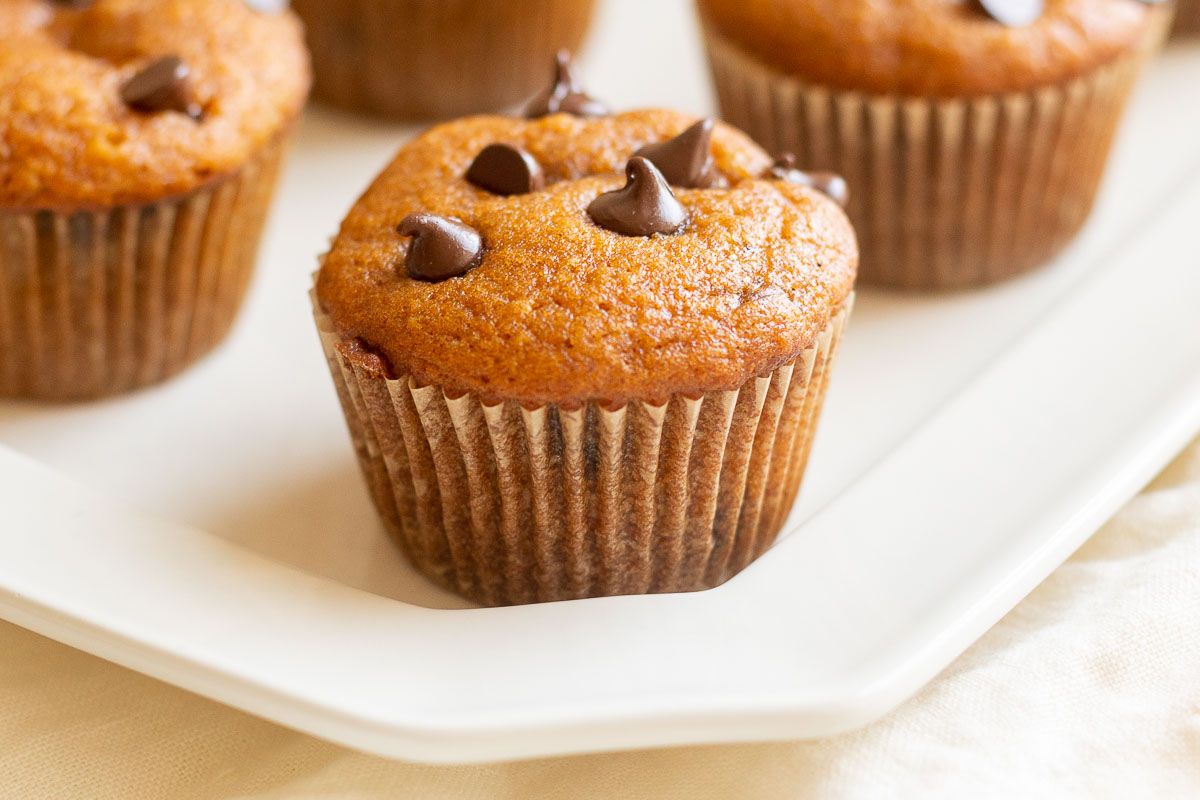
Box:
[293,0,597,120]
[0,137,288,401]
[1173,0,1200,37]
[704,20,1168,290]
[314,295,852,606]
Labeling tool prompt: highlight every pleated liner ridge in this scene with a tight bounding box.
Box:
[703,16,1169,290]
[0,136,288,400]
[314,295,852,606]
[293,0,596,120]
[1174,0,1200,37]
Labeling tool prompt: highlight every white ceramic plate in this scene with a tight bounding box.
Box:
[1,0,1199,764]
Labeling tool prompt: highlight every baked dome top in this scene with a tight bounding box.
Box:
[697,0,1161,96]
[0,0,310,210]
[316,109,857,406]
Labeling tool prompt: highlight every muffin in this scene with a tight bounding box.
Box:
[291,0,597,120]
[1173,0,1200,36]
[0,0,310,400]
[699,0,1172,290]
[313,64,857,606]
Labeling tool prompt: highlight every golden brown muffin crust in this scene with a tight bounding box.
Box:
[0,0,310,210]
[316,110,857,407]
[697,0,1160,96]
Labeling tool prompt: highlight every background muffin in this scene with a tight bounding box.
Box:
[290,0,597,120]
[698,0,1172,290]
[314,102,857,606]
[0,0,310,400]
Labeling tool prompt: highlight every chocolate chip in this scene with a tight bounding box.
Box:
[466,144,545,196]
[396,214,483,281]
[524,50,609,119]
[634,118,722,189]
[767,154,849,207]
[120,56,203,120]
[587,157,688,237]
[973,0,1043,26]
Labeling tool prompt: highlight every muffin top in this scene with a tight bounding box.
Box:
[316,109,857,407]
[697,0,1161,96]
[0,0,310,210]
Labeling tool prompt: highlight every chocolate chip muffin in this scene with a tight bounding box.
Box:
[291,0,597,120]
[0,0,310,400]
[699,0,1172,290]
[313,60,857,606]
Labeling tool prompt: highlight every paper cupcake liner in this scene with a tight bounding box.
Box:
[1173,0,1200,37]
[313,293,852,606]
[0,136,288,401]
[704,19,1167,290]
[292,0,597,120]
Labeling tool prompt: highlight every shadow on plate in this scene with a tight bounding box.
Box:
[191,458,475,612]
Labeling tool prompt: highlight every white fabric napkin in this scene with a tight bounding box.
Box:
[2,439,1199,799]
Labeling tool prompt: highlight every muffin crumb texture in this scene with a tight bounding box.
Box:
[316,110,858,406]
[0,0,310,209]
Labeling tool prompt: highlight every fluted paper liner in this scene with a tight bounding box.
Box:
[1173,0,1200,37]
[293,0,597,120]
[0,136,288,401]
[314,293,852,606]
[704,15,1169,290]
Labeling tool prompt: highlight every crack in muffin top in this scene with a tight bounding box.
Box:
[697,0,1163,97]
[0,0,310,210]
[316,110,858,407]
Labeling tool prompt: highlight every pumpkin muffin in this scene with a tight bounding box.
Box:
[291,0,597,120]
[0,0,310,400]
[698,0,1172,290]
[313,64,857,606]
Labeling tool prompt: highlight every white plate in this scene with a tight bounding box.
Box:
[1,0,1199,764]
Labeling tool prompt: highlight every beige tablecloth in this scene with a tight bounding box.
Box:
[3,439,1199,799]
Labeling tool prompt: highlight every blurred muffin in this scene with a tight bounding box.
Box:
[698,0,1172,290]
[291,0,597,120]
[313,69,857,605]
[0,0,310,400]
